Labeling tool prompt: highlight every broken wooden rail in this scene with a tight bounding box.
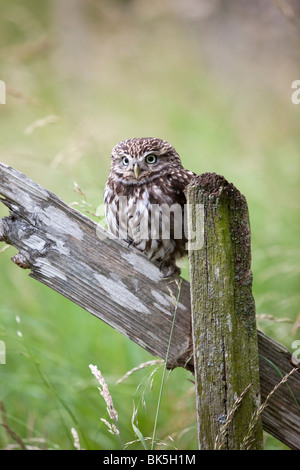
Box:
[0,162,299,449]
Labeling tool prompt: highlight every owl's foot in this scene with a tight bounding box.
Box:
[123,238,133,247]
[159,261,181,279]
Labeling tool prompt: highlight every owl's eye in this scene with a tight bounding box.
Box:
[145,154,157,164]
[122,156,130,166]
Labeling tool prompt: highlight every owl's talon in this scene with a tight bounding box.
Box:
[162,271,181,280]
[159,261,165,272]
[162,272,173,280]
[159,261,181,279]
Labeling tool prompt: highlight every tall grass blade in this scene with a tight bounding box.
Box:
[131,402,148,450]
[151,279,182,450]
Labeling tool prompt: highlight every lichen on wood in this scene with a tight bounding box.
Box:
[187,173,263,450]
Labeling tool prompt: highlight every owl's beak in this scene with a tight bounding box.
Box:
[133,162,140,179]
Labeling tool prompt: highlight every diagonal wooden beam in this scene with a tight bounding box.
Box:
[0,162,299,449]
[0,162,192,370]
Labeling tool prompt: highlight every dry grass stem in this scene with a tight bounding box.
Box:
[124,435,177,450]
[100,418,119,437]
[256,313,293,324]
[214,383,252,450]
[116,359,164,385]
[0,400,27,450]
[72,182,87,199]
[89,364,123,448]
[24,115,61,135]
[89,364,118,423]
[291,312,300,337]
[243,367,299,449]
[71,427,81,450]
[0,244,11,254]
[5,86,39,105]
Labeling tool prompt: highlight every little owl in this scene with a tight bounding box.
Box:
[104,137,195,277]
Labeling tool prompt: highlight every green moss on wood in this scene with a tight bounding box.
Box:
[187,173,263,450]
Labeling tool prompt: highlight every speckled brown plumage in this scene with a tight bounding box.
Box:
[104,137,195,276]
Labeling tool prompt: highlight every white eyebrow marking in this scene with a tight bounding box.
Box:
[118,152,132,158]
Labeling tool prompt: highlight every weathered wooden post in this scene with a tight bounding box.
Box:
[187,173,263,450]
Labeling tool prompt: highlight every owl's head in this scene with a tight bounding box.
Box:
[110,137,182,185]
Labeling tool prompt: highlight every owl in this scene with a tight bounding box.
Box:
[104,137,195,277]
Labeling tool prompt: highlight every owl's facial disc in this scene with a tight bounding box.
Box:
[118,152,160,181]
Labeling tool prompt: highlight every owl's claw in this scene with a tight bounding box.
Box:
[162,272,175,280]
[124,238,133,247]
[159,261,165,272]
[159,261,181,279]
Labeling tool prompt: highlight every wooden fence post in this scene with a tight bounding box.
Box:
[187,173,263,450]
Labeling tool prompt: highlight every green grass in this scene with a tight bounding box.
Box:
[0,0,299,450]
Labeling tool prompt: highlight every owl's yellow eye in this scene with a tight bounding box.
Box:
[145,154,157,164]
[122,156,130,166]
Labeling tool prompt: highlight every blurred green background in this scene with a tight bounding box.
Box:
[0,0,299,450]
